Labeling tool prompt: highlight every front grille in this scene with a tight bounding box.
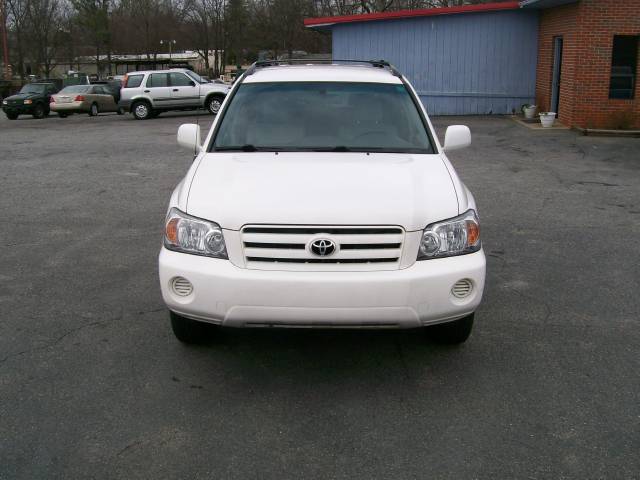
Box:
[241,225,405,271]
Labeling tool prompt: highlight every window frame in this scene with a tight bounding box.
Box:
[207,80,436,154]
[123,74,144,89]
[609,35,638,100]
[146,73,169,89]
[169,72,195,87]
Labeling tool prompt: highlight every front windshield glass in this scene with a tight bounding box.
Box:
[185,70,209,83]
[60,85,90,93]
[20,84,45,94]
[211,82,433,153]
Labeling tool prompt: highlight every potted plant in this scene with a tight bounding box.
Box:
[522,104,537,119]
[539,112,556,128]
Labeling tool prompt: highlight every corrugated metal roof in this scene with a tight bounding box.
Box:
[304,1,521,29]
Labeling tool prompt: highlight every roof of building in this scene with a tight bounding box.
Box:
[243,64,402,84]
[519,0,578,8]
[304,1,521,29]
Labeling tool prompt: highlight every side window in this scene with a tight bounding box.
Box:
[169,73,194,87]
[147,73,169,88]
[124,75,143,88]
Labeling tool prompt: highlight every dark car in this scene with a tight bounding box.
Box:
[2,82,58,120]
[90,79,123,103]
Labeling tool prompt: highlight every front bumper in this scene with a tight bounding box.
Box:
[159,248,486,328]
[3,105,33,115]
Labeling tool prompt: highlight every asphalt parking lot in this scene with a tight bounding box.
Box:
[1,110,639,479]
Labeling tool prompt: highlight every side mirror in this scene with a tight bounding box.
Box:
[443,125,471,152]
[177,123,201,152]
[189,80,196,87]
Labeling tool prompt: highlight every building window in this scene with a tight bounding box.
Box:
[609,35,638,99]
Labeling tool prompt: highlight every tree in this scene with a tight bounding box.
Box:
[26,0,63,76]
[6,0,30,78]
[70,0,111,74]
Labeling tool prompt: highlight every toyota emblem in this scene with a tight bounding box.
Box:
[310,238,336,257]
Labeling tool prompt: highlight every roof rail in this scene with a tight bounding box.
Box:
[243,59,402,78]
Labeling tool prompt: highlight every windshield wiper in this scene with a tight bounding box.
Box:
[214,144,260,152]
[312,146,352,152]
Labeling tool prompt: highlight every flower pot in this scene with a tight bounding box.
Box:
[523,105,537,119]
[540,112,556,128]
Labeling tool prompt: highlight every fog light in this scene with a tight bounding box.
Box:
[451,279,473,298]
[171,276,193,296]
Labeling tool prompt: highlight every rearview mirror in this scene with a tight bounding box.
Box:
[443,125,471,152]
[177,124,201,152]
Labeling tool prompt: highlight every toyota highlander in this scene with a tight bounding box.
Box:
[159,60,486,345]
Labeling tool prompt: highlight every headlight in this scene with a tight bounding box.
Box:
[164,207,228,259]
[2,99,7,105]
[417,209,480,260]
[23,99,33,105]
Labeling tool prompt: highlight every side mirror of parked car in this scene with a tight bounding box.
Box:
[177,124,201,152]
[443,125,471,152]
[189,81,196,87]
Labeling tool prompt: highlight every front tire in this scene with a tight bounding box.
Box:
[205,95,223,115]
[170,311,219,344]
[5,112,18,120]
[428,313,474,344]
[117,107,125,115]
[132,101,151,120]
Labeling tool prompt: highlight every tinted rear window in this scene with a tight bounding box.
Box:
[60,85,90,94]
[124,75,143,88]
[147,74,168,88]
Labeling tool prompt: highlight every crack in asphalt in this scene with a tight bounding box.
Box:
[0,309,125,368]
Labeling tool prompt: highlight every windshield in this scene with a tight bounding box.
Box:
[185,70,209,84]
[60,85,90,94]
[20,84,46,94]
[211,82,433,153]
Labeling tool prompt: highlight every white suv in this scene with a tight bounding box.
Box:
[119,68,229,120]
[159,61,486,344]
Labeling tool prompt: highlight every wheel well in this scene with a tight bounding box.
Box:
[132,99,151,107]
[206,93,225,103]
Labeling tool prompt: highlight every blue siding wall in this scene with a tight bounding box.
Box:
[332,10,538,115]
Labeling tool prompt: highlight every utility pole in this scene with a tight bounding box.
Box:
[0,0,10,80]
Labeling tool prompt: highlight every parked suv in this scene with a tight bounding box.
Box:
[119,68,230,120]
[2,82,58,119]
[159,61,486,345]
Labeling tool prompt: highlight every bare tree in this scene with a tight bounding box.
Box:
[26,0,63,76]
[6,0,30,78]
[70,0,111,74]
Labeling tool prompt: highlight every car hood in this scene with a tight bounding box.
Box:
[186,152,459,231]
[201,83,230,93]
[4,93,41,102]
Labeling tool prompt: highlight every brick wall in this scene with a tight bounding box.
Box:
[536,0,640,129]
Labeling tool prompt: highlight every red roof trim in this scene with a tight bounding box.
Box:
[304,1,521,27]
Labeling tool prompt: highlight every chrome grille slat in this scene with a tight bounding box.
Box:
[241,225,405,271]
[246,257,398,264]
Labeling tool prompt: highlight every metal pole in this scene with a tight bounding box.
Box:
[0,0,10,80]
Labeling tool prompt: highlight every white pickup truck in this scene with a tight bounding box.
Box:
[159,60,486,345]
